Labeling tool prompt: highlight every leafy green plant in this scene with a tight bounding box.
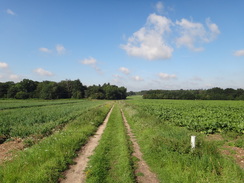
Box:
[127,99,244,134]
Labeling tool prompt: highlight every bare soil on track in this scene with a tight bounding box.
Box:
[60,105,114,183]
[121,109,159,183]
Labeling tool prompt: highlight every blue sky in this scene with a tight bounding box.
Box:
[0,0,243,91]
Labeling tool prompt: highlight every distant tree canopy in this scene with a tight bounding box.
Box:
[142,87,244,100]
[0,79,127,100]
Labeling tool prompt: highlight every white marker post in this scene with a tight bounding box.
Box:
[191,136,196,149]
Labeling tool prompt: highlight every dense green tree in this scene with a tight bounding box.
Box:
[143,88,244,100]
[71,79,86,98]
[36,81,56,99]
[19,79,38,93]
[0,82,14,98]
[0,79,126,100]
[127,91,136,96]
[86,85,105,99]
[15,91,29,99]
[7,84,22,98]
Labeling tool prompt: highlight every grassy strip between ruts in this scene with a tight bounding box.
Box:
[85,103,135,183]
[122,102,244,183]
[0,102,112,183]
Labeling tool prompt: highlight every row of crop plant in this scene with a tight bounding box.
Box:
[0,102,112,183]
[0,99,80,110]
[128,99,244,134]
[0,100,106,143]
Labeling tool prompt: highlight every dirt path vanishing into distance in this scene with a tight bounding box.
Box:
[60,105,114,183]
[121,109,159,183]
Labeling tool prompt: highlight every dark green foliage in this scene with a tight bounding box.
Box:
[129,99,244,134]
[0,81,14,98]
[15,91,29,99]
[86,83,127,100]
[143,87,244,100]
[0,79,126,100]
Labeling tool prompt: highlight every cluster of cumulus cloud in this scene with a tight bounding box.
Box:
[0,62,21,81]
[121,13,220,61]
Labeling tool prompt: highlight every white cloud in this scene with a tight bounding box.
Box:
[34,68,54,76]
[10,74,20,80]
[81,57,97,65]
[234,49,244,57]
[56,44,66,55]
[0,63,22,82]
[113,74,123,79]
[121,13,173,60]
[6,9,15,15]
[119,67,130,75]
[0,62,8,68]
[81,57,102,74]
[176,18,220,51]
[156,2,164,13]
[206,18,220,41]
[158,72,177,80]
[39,47,52,53]
[133,76,144,81]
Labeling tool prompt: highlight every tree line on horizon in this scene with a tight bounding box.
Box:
[141,87,244,100]
[0,79,127,100]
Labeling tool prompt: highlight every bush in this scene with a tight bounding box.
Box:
[15,91,29,99]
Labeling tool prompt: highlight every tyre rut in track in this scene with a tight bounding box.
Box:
[60,105,114,183]
[121,109,159,183]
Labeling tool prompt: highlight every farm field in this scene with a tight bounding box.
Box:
[0,98,243,182]
[0,99,107,142]
[127,98,244,134]
[123,97,244,182]
[0,99,112,182]
[0,99,81,110]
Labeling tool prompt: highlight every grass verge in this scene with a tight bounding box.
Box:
[0,102,112,183]
[85,103,135,183]
[122,102,244,183]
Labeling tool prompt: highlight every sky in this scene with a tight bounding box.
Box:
[0,0,244,91]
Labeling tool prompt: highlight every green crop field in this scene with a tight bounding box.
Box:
[0,99,107,142]
[0,98,243,182]
[122,98,244,182]
[127,98,244,134]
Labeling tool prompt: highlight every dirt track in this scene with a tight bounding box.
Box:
[61,106,159,183]
[121,109,159,183]
[60,105,114,183]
